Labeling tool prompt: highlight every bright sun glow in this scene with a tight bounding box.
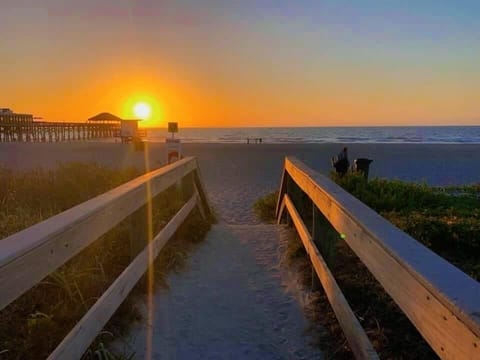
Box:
[133,102,152,120]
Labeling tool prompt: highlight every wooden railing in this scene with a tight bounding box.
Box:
[276,157,480,360]
[0,157,211,359]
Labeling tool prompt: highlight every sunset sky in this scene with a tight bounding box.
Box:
[1,1,479,127]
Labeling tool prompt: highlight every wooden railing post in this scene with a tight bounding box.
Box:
[192,165,213,219]
[275,166,288,221]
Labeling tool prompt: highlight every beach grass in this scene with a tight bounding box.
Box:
[330,172,480,280]
[0,163,212,360]
[253,191,278,223]
[254,174,479,358]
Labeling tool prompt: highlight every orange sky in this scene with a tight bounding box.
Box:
[1,1,479,128]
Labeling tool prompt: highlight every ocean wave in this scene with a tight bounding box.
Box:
[144,127,480,144]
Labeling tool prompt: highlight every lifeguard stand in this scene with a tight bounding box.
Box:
[166,122,181,164]
[120,119,141,143]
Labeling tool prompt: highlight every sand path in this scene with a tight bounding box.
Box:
[115,225,321,359]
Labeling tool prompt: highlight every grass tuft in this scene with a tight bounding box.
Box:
[253,191,278,223]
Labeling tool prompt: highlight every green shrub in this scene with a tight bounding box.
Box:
[331,172,480,280]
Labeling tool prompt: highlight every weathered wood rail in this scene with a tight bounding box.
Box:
[276,157,480,360]
[0,157,211,359]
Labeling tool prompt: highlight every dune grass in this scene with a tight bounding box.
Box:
[0,163,212,359]
[254,174,479,358]
[330,172,480,280]
[253,191,278,223]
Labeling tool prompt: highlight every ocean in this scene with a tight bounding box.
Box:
[145,126,480,144]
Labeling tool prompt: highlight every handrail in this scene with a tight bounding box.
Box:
[280,194,379,359]
[277,156,480,359]
[0,157,211,358]
[48,195,199,359]
[0,157,207,310]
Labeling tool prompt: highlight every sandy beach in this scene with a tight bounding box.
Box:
[1,142,479,224]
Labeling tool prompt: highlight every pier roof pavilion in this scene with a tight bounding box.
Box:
[0,108,33,124]
[87,112,122,124]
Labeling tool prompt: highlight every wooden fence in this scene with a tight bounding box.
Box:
[0,157,211,359]
[276,157,480,359]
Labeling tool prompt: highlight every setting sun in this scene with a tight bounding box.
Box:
[133,102,151,120]
[123,95,162,127]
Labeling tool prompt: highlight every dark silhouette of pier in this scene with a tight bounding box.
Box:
[0,109,119,142]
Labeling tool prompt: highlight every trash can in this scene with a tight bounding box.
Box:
[353,158,373,180]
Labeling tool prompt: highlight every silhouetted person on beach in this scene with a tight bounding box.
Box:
[332,147,349,176]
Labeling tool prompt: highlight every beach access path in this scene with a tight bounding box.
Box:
[115,225,321,359]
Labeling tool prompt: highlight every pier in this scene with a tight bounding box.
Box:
[0,109,119,142]
[0,121,119,142]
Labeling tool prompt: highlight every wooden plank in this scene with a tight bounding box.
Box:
[284,157,480,359]
[47,195,198,360]
[284,194,379,360]
[275,168,287,219]
[193,182,207,220]
[0,157,198,310]
[276,195,287,225]
[192,159,213,218]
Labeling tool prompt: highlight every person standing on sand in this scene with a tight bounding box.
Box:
[332,146,350,176]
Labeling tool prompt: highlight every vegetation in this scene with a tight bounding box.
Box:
[253,191,278,223]
[254,174,479,358]
[0,163,212,359]
[330,172,480,281]
[0,163,141,239]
